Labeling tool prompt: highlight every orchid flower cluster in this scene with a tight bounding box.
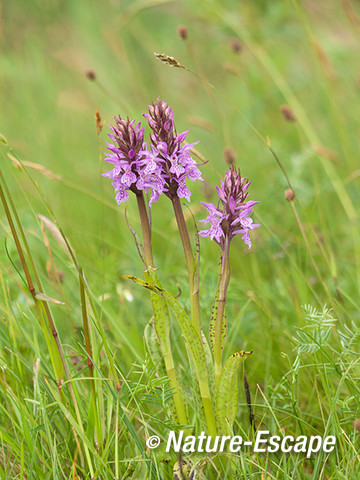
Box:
[103,99,202,207]
[199,167,261,249]
[103,100,260,449]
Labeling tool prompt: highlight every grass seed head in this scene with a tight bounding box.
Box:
[229,38,243,53]
[223,146,236,165]
[285,188,296,202]
[177,25,188,40]
[85,69,96,80]
[154,52,186,69]
[280,105,297,122]
[95,109,104,135]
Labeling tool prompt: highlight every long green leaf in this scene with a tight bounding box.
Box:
[80,357,157,477]
[122,273,217,435]
[143,271,188,425]
[185,343,206,427]
[144,317,178,421]
[216,351,252,434]
[144,271,169,344]
[144,318,167,377]
[121,275,206,378]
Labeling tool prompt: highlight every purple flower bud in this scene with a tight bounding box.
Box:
[199,167,260,249]
[176,129,189,144]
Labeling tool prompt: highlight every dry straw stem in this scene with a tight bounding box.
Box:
[314,146,339,163]
[38,214,69,254]
[341,0,360,27]
[8,153,62,180]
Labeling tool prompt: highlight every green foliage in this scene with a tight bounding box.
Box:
[293,304,337,353]
[1,0,360,478]
[216,351,252,435]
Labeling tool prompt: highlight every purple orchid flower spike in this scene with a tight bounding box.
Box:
[103,103,205,339]
[103,101,202,207]
[199,167,260,249]
[141,98,203,204]
[103,116,146,204]
[200,166,260,384]
[141,99,205,337]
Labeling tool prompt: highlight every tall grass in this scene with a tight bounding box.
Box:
[1,0,360,478]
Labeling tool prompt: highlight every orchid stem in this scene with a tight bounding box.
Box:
[214,237,231,385]
[171,196,201,337]
[171,196,217,433]
[136,193,154,267]
[136,192,188,425]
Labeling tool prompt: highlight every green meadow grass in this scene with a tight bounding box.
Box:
[1,0,360,478]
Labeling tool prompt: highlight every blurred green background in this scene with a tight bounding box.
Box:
[1,1,360,477]
[1,0,360,419]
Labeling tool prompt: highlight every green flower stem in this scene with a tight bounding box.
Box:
[137,193,188,425]
[214,237,231,385]
[199,381,217,436]
[162,342,188,425]
[171,196,201,337]
[171,197,217,433]
[136,192,154,267]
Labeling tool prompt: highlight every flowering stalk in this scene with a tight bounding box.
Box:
[142,99,203,335]
[104,116,188,424]
[103,103,225,434]
[103,116,188,424]
[141,99,219,432]
[103,115,155,268]
[199,167,260,384]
